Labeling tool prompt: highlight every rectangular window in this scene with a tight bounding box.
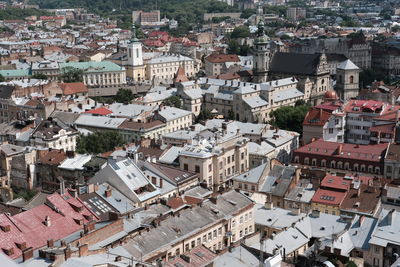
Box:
[191,240,195,248]
[208,232,212,241]
[241,152,244,160]
[208,164,212,172]
[185,244,189,251]
[203,235,207,243]
[232,219,236,228]
[197,237,201,246]
[218,227,222,236]
[240,216,243,224]
[184,163,188,171]
[213,230,217,239]
[195,165,200,173]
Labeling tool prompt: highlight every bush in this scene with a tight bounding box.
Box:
[76,131,126,154]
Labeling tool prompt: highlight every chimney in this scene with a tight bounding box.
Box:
[152,177,156,185]
[79,244,88,257]
[359,215,365,226]
[264,201,273,209]
[159,178,163,188]
[337,144,343,155]
[22,247,33,262]
[311,210,320,218]
[43,216,51,227]
[64,247,72,260]
[357,187,361,197]
[47,239,54,248]
[388,209,395,225]
[105,186,112,198]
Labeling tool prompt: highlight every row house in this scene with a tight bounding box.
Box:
[292,139,388,176]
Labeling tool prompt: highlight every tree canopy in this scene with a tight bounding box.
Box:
[32,73,48,80]
[76,131,126,154]
[0,8,50,20]
[269,104,310,134]
[163,96,182,108]
[0,74,4,83]
[230,26,251,39]
[61,67,84,82]
[115,88,135,103]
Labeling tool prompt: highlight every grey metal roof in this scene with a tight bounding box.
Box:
[122,190,253,259]
[254,203,305,229]
[234,163,268,184]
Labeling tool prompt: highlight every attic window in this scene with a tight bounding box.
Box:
[320,226,325,231]
[211,208,219,214]
[2,247,14,256]
[0,224,10,232]
[228,200,237,206]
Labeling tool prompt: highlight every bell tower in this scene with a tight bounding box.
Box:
[126,25,145,82]
[253,21,270,84]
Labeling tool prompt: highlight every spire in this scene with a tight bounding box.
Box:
[257,20,265,37]
[174,65,189,84]
[131,24,139,43]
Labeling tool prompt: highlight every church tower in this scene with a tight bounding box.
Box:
[126,25,145,82]
[253,20,270,84]
[336,59,360,101]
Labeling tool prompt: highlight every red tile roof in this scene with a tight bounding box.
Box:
[312,188,346,206]
[165,245,217,267]
[0,192,98,259]
[59,82,88,95]
[303,108,331,126]
[370,123,395,134]
[84,107,113,116]
[321,174,351,191]
[294,139,388,162]
[166,196,202,210]
[344,100,385,114]
[314,101,343,112]
[205,54,240,63]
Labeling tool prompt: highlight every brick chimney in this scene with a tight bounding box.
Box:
[79,244,88,257]
[22,247,33,262]
[159,178,163,188]
[105,186,112,198]
[47,239,54,248]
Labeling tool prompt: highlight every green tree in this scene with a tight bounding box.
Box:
[269,104,310,134]
[230,25,251,39]
[61,67,83,82]
[240,8,256,19]
[227,109,235,120]
[346,261,357,267]
[163,96,182,108]
[76,131,125,154]
[0,74,4,82]
[115,88,135,103]
[32,73,48,80]
[228,40,240,54]
[196,109,213,122]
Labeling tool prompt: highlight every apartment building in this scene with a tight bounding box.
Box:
[145,54,196,85]
[204,54,240,76]
[179,131,249,188]
[31,118,79,151]
[121,190,254,264]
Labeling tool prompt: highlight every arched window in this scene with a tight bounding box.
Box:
[321,160,326,167]
[353,164,359,171]
[337,161,343,169]
[304,157,309,165]
[312,158,317,166]
[375,167,380,174]
[294,156,299,163]
[349,75,354,84]
[368,165,373,173]
[330,161,336,168]
[344,162,350,170]
[360,165,366,172]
